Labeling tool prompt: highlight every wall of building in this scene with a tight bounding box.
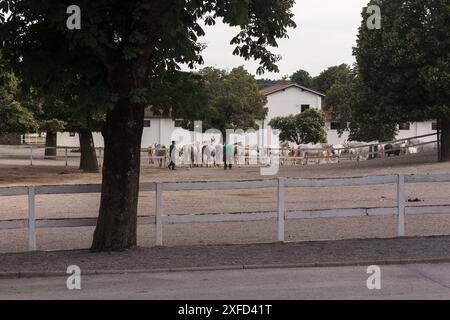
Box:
[396,122,436,142]
[326,121,437,145]
[58,118,193,148]
[57,132,105,148]
[326,127,349,145]
[264,87,322,127]
[56,106,437,150]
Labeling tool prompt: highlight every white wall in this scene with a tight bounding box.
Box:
[58,118,193,149]
[141,118,191,148]
[325,121,437,145]
[57,113,436,150]
[264,87,322,127]
[396,122,436,142]
[57,132,104,148]
[326,128,349,145]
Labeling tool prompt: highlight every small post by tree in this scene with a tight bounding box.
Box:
[40,119,65,158]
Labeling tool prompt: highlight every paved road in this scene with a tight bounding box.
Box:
[1,263,450,300]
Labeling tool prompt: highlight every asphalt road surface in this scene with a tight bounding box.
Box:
[1,263,450,300]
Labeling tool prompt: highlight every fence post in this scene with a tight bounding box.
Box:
[30,145,33,167]
[28,186,37,251]
[65,147,68,167]
[277,177,285,242]
[397,174,405,237]
[155,182,163,246]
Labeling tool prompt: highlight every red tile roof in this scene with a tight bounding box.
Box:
[260,82,325,97]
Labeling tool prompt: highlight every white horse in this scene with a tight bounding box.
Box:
[148,143,157,164]
[191,142,203,167]
[279,142,291,166]
[215,144,224,167]
[179,144,193,168]
[330,143,346,163]
[234,144,246,166]
[202,144,216,167]
[155,144,168,167]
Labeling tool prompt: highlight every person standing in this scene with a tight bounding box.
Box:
[169,141,176,170]
[223,142,233,170]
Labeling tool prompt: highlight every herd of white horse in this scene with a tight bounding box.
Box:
[147,138,436,168]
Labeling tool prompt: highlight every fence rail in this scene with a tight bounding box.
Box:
[1,173,450,251]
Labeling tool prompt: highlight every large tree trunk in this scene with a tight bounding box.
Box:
[44,132,57,158]
[439,117,450,162]
[79,130,99,172]
[91,100,145,251]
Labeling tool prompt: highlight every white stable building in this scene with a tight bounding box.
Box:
[258,82,324,146]
[58,108,192,148]
[259,82,437,145]
[58,82,438,148]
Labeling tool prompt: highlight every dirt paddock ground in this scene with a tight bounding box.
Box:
[1,151,450,253]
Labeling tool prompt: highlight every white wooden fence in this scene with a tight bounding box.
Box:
[1,173,450,251]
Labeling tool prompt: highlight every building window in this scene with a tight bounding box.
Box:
[399,123,410,130]
[144,119,151,128]
[432,121,438,131]
[330,122,341,130]
[174,120,183,128]
[301,104,310,113]
[69,132,76,137]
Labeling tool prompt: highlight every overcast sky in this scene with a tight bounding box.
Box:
[191,0,369,79]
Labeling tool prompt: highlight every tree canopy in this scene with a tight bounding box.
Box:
[312,64,351,95]
[256,78,278,89]
[1,0,296,113]
[0,53,38,133]
[269,109,327,145]
[290,69,313,88]
[354,0,449,157]
[355,0,450,122]
[186,66,268,137]
[324,66,398,142]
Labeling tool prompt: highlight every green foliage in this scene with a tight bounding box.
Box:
[1,0,296,108]
[290,69,313,88]
[322,65,353,116]
[342,0,450,142]
[312,64,351,95]
[256,78,278,89]
[1,0,296,139]
[354,0,450,122]
[0,100,38,133]
[0,54,39,133]
[182,66,268,135]
[323,65,398,142]
[39,119,66,133]
[348,121,398,143]
[148,70,209,122]
[269,109,327,145]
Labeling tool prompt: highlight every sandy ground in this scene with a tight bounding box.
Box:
[1,150,450,252]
